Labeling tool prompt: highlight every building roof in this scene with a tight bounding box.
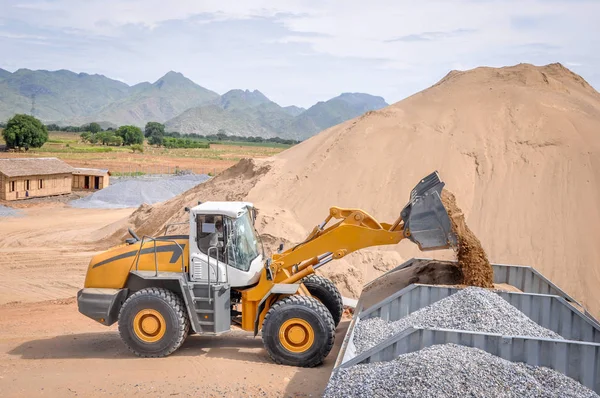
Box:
[0,157,74,178]
[72,167,110,177]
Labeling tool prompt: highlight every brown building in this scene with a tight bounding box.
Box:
[72,168,110,191]
[0,157,74,201]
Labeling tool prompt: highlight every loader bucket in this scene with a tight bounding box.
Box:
[400,171,458,251]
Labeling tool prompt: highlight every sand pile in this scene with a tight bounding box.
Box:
[106,158,273,245]
[114,63,600,317]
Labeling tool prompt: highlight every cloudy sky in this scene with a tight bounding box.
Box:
[0,0,598,107]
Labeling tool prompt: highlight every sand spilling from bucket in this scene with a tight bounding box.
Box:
[442,190,494,287]
[111,63,600,318]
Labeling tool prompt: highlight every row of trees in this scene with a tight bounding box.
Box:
[165,129,299,145]
[80,125,144,146]
[1,114,299,151]
[46,122,105,133]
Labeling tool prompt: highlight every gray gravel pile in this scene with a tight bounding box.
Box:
[70,174,210,209]
[324,344,598,398]
[0,204,21,217]
[354,287,562,354]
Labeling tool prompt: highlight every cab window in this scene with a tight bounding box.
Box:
[196,214,224,258]
[225,212,260,272]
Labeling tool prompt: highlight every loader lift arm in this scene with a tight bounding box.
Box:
[240,171,457,333]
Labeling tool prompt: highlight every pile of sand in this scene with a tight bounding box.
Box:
[113,63,600,318]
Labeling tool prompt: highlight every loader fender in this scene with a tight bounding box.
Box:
[253,283,301,336]
[77,288,128,326]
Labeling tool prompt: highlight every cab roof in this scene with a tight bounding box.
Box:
[190,201,254,218]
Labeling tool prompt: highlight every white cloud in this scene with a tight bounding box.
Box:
[0,0,598,107]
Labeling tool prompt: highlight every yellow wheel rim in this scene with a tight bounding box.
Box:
[278,318,315,353]
[133,309,166,343]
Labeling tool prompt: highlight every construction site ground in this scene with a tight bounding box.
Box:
[0,204,346,397]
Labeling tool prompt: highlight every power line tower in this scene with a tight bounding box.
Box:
[30,93,36,117]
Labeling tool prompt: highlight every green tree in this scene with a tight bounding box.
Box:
[216,129,227,141]
[109,135,123,146]
[88,122,102,134]
[149,134,163,146]
[2,114,48,150]
[144,122,164,138]
[46,123,60,131]
[80,132,91,143]
[116,125,144,145]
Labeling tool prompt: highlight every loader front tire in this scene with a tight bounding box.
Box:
[118,288,189,358]
[262,295,335,367]
[302,274,343,327]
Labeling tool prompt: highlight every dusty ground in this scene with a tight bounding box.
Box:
[0,299,348,397]
[0,205,348,397]
[0,205,132,304]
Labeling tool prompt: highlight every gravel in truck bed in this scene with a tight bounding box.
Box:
[324,344,598,398]
[354,287,562,355]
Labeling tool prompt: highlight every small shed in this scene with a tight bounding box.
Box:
[0,157,74,201]
[72,168,110,190]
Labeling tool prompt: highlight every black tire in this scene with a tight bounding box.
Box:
[262,295,335,367]
[302,274,343,327]
[118,287,189,358]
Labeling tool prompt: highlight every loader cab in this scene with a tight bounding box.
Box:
[188,201,263,288]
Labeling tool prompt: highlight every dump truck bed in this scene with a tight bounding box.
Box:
[332,258,600,394]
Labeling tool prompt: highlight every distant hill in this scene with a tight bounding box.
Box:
[0,68,11,80]
[0,68,130,122]
[289,93,388,139]
[165,89,294,138]
[0,67,388,140]
[71,71,220,126]
[166,91,388,140]
[282,105,306,117]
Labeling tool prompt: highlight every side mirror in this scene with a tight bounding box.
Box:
[184,207,190,212]
[277,243,284,253]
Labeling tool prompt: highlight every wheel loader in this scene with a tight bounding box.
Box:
[77,171,457,367]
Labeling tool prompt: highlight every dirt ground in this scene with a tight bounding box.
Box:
[0,206,133,304]
[0,205,348,397]
[0,299,348,397]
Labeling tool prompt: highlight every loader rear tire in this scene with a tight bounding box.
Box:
[302,274,343,327]
[118,288,189,358]
[262,295,335,367]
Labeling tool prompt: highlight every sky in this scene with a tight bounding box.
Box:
[0,0,598,108]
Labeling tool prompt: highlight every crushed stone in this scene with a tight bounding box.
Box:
[70,174,210,209]
[0,204,22,217]
[324,343,598,398]
[354,287,562,354]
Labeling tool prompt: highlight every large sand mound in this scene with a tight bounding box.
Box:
[116,63,600,317]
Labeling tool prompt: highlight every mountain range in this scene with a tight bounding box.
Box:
[0,68,388,140]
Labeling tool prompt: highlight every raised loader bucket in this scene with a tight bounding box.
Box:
[400,171,457,251]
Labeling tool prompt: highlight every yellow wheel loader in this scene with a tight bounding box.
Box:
[77,171,457,367]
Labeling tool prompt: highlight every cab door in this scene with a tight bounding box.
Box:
[189,214,228,283]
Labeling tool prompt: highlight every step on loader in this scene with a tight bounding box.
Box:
[77,171,457,367]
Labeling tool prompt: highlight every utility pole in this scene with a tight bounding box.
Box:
[30,93,36,117]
